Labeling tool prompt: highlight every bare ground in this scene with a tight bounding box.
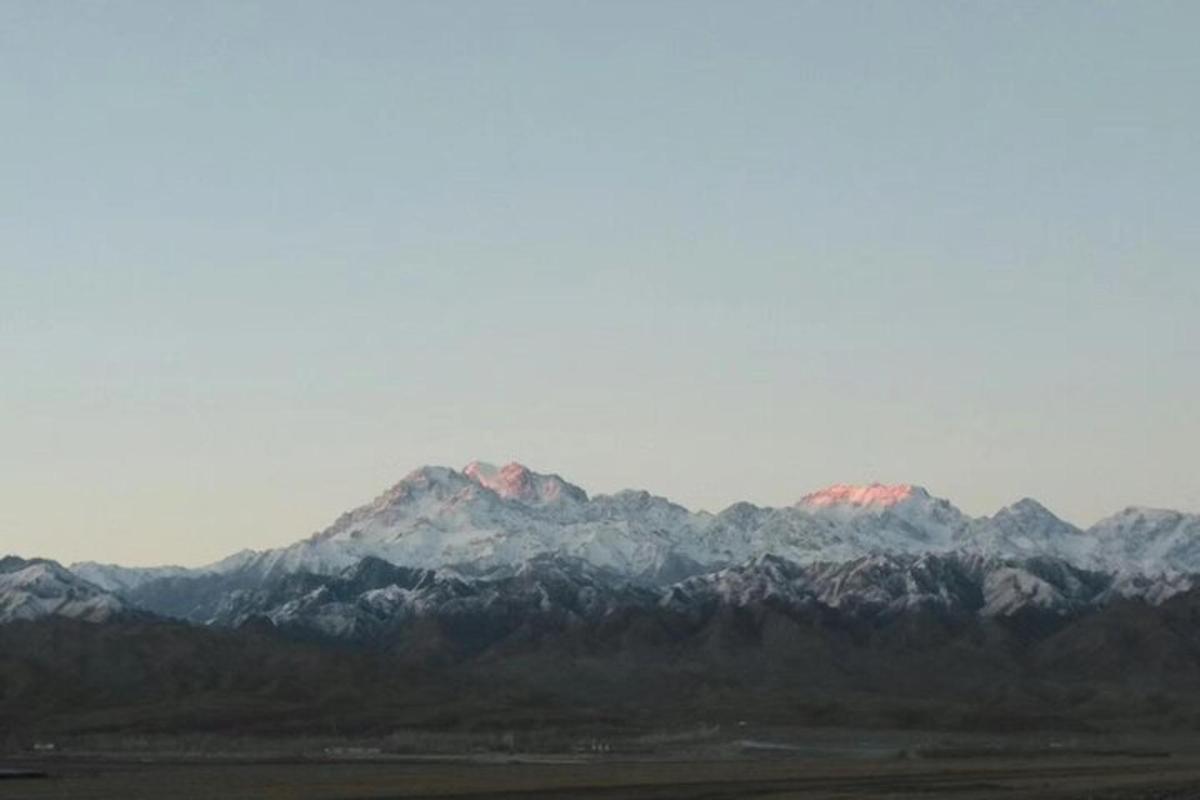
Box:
[4,752,1200,800]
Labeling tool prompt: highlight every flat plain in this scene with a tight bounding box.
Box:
[5,748,1200,800]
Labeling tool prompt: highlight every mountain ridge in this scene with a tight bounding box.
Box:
[69,462,1200,593]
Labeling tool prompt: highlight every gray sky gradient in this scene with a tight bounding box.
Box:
[2,1,1198,566]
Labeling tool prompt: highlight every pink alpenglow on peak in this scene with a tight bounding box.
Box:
[463,461,534,500]
[463,461,587,505]
[800,483,928,509]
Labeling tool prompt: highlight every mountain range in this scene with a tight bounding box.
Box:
[5,461,1200,737]
[5,461,1198,628]
[69,461,1200,585]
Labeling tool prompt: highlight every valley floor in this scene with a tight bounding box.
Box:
[6,743,1200,800]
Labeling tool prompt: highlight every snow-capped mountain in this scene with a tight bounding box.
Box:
[221,463,705,582]
[0,556,128,623]
[1089,507,1200,575]
[8,461,1200,642]
[210,467,981,581]
[955,498,1090,562]
[705,483,971,566]
[72,462,1200,590]
[462,460,587,506]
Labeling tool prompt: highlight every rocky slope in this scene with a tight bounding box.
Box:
[120,551,1189,644]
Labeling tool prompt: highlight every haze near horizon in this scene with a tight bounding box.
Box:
[2,1,1197,566]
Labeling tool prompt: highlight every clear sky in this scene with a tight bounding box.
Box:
[2,1,1198,566]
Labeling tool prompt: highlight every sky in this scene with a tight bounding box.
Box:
[2,1,1198,567]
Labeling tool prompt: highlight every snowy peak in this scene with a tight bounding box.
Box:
[1092,506,1191,531]
[951,498,1087,563]
[792,483,969,550]
[320,465,492,533]
[1003,497,1064,519]
[463,460,587,505]
[376,465,477,504]
[799,483,929,509]
[990,498,1082,536]
[0,556,128,623]
[1087,507,1200,575]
